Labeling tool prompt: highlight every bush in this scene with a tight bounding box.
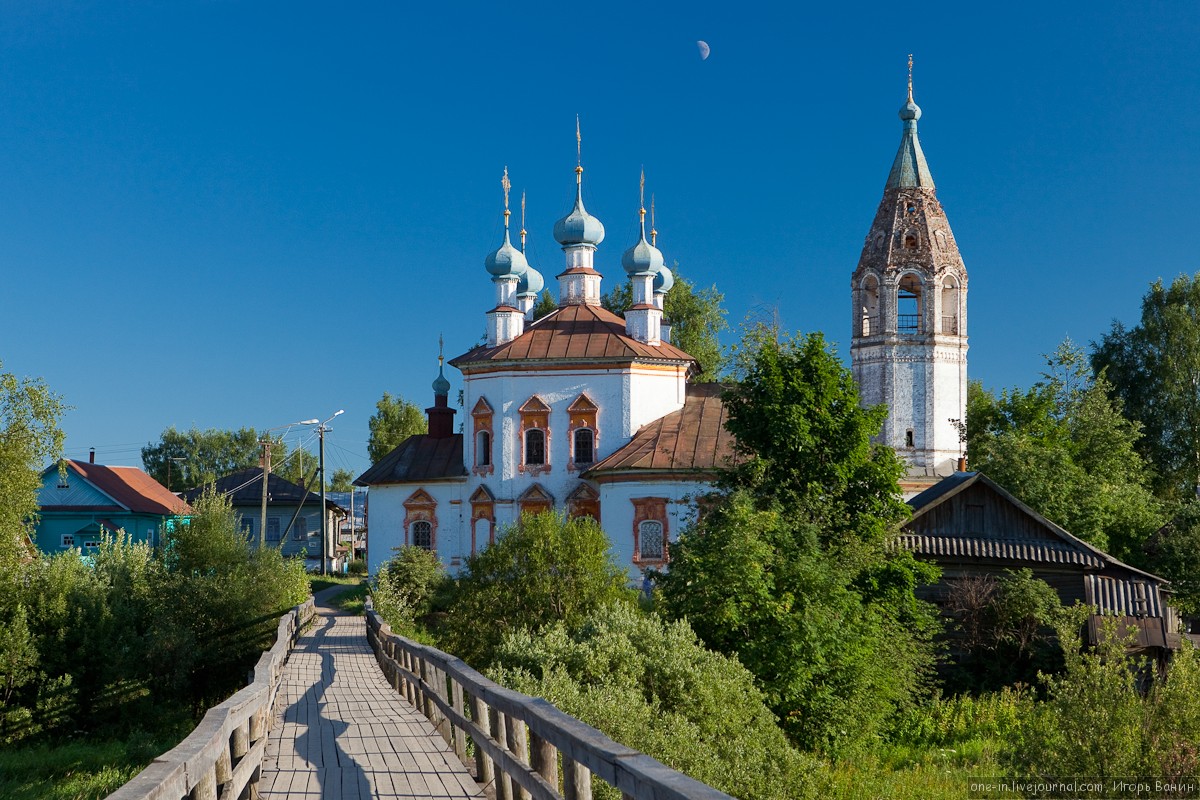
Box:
[347,558,367,576]
[440,511,635,666]
[372,546,446,631]
[491,603,825,800]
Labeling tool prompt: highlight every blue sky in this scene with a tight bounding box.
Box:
[1,1,1197,479]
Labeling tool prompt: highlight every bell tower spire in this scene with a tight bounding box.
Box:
[851,58,968,486]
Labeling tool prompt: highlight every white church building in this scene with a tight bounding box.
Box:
[358,73,966,576]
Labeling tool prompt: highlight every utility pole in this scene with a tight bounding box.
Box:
[317,410,344,576]
[260,439,271,550]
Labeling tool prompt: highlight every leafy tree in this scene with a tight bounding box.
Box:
[0,365,67,566]
[367,392,428,464]
[943,569,1066,692]
[968,339,1163,558]
[372,545,447,632]
[492,603,825,800]
[142,426,283,490]
[1143,501,1200,617]
[532,288,557,320]
[328,468,356,492]
[658,327,937,755]
[440,511,635,666]
[1092,273,1200,501]
[602,265,728,381]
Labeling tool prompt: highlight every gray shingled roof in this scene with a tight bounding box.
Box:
[354,435,467,486]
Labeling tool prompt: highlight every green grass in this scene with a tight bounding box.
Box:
[309,574,362,592]
[0,725,190,800]
[329,582,368,615]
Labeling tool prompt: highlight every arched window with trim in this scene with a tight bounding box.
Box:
[411,520,433,550]
[638,521,665,561]
[525,429,546,465]
[573,428,594,465]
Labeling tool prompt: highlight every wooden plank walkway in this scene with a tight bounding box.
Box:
[258,588,484,800]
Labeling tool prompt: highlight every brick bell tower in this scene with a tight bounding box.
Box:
[851,58,968,481]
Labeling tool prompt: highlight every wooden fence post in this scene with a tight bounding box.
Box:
[491,709,512,800]
[506,714,531,800]
[529,730,558,788]
[469,693,495,788]
[452,680,467,759]
[563,757,591,800]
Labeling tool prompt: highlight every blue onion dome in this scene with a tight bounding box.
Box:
[621,210,664,276]
[432,360,451,395]
[653,264,674,294]
[899,96,922,122]
[484,227,529,278]
[517,265,544,297]
[553,168,605,246]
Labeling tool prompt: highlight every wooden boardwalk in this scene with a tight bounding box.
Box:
[258,589,484,800]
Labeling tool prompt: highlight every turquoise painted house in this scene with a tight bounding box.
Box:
[34,458,190,554]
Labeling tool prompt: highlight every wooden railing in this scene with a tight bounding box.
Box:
[106,598,316,800]
[365,599,734,800]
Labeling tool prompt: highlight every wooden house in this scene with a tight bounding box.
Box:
[902,472,1181,655]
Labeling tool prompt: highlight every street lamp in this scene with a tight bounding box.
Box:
[317,409,344,576]
[260,419,319,550]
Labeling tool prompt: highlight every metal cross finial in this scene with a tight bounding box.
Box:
[650,193,657,246]
[576,115,581,166]
[501,167,511,210]
[520,191,527,252]
[639,168,645,210]
[907,54,914,101]
[438,333,444,366]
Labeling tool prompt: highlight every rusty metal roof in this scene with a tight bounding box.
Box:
[450,304,695,367]
[585,383,739,478]
[355,434,467,486]
[53,459,190,516]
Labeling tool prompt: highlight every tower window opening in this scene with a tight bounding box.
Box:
[859,276,880,336]
[904,234,918,248]
[525,429,546,465]
[897,275,922,333]
[941,278,960,335]
[905,429,914,448]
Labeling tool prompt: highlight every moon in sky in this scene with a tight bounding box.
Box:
[697,40,710,60]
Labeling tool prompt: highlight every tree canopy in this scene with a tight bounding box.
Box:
[367,392,428,464]
[657,327,937,754]
[142,426,283,490]
[1092,273,1200,500]
[967,339,1163,559]
[602,265,728,381]
[0,365,67,566]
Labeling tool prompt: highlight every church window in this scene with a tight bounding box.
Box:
[573,428,594,464]
[525,429,546,465]
[519,396,551,474]
[904,233,918,248]
[567,394,599,472]
[472,397,495,476]
[631,497,669,565]
[411,520,433,551]
[905,429,914,448]
[638,521,665,561]
[476,431,491,467]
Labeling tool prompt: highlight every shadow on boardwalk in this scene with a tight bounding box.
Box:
[259,587,482,800]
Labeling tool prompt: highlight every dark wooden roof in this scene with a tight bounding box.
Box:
[585,384,739,479]
[183,467,344,512]
[354,434,467,486]
[904,471,1163,581]
[46,460,190,516]
[449,304,695,368]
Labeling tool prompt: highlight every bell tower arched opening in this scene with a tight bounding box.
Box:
[859,275,880,336]
[941,277,960,335]
[897,273,922,334]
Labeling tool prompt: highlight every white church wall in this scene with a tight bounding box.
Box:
[365,481,464,576]
[598,479,708,579]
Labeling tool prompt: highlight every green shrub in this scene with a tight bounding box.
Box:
[347,558,367,575]
[372,545,447,632]
[492,603,825,800]
[440,512,634,666]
